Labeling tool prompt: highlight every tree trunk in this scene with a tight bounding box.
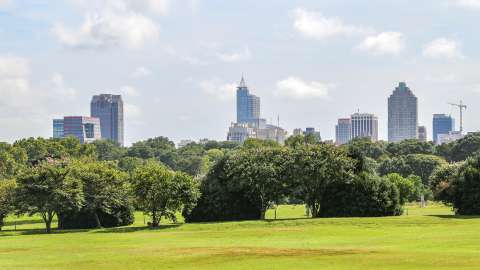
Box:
[93,211,101,228]
[151,210,159,227]
[260,209,266,220]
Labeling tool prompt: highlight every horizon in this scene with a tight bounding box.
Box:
[1,0,479,145]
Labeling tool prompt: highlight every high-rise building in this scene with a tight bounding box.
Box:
[388,82,418,142]
[433,114,455,144]
[236,77,260,124]
[52,119,64,139]
[418,126,427,142]
[91,94,124,146]
[351,113,378,142]
[62,116,102,144]
[335,118,352,145]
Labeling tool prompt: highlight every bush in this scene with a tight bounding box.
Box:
[59,204,134,229]
[320,173,403,217]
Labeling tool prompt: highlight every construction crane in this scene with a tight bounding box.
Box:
[448,101,467,134]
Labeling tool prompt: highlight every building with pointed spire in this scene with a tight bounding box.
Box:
[388,82,418,142]
[236,76,260,125]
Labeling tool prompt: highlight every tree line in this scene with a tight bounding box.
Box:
[2,133,480,233]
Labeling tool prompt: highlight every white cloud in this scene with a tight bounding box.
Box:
[423,38,464,60]
[124,103,142,118]
[217,47,252,63]
[0,55,83,141]
[292,7,370,40]
[132,66,152,78]
[275,77,331,100]
[120,85,139,97]
[453,0,480,9]
[50,73,77,99]
[0,0,12,8]
[357,32,405,55]
[199,79,237,101]
[53,0,161,49]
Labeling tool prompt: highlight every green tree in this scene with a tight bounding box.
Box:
[285,134,320,149]
[67,160,129,228]
[226,147,290,219]
[345,137,388,160]
[386,139,435,156]
[447,133,480,162]
[384,173,416,205]
[378,154,447,186]
[131,162,199,226]
[290,144,354,217]
[92,140,127,161]
[15,161,83,233]
[437,154,480,215]
[0,179,16,231]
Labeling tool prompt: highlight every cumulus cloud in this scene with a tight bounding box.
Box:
[131,66,152,78]
[357,32,405,55]
[199,79,237,101]
[0,55,82,141]
[275,77,331,100]
[217,47,252,63]
[53,0,162,49]
[293,7,370,40]
[120,85,139,97]
[453,0,480,9]
[423,38,464,60]
[0,0,12,8]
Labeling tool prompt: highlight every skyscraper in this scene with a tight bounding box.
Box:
[433,114,455,144]
[335,118,352,145]
[351,113,378,142]
[91,94,124,146]
[236,76,260,125]
[388,82,418,142]
[62,116,102,144]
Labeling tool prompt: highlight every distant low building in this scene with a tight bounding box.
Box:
[433,114,455,144]
[418,126,427,142]
[178,140,195,148]
[227,123,256,143]
[54,116,102,144]
[257,124,287,144]
[438,131,464,145]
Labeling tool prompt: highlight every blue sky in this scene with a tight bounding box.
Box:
[1,0,480,145]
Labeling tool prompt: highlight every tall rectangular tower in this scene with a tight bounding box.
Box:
[335,118,352,145]
[388,82,418,142]
[351,113,378,142]
[91,94,124,146]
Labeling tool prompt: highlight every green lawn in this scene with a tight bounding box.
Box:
[1,204,480,270]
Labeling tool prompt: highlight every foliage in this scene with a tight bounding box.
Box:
[378,154,447,186]
[0,179,16,230]
[284,134,320,149]
[60,160,131,229]
[384,173,417,204]
[15,161,84,233]
[436,155,480,215]
[226,147,290,219]
[320,173,403,217]
[185,155,262,222]
[386,139,435,156]
[345,137,388,160]
[445,133,480,162]
[131,162,200,226]
[290,144,354,217]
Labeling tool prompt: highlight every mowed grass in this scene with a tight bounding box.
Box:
[1,203,480,270]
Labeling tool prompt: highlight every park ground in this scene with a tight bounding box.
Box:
[1,204,480,270]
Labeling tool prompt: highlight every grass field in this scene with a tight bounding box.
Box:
[1,203,480,270]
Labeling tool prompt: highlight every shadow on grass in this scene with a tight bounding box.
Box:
[96,224,182,233]
[429,215,480,219]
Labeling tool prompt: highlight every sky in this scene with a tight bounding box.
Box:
[1,0,480,145]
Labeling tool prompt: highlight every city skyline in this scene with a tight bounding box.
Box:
[1,1,480,145]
